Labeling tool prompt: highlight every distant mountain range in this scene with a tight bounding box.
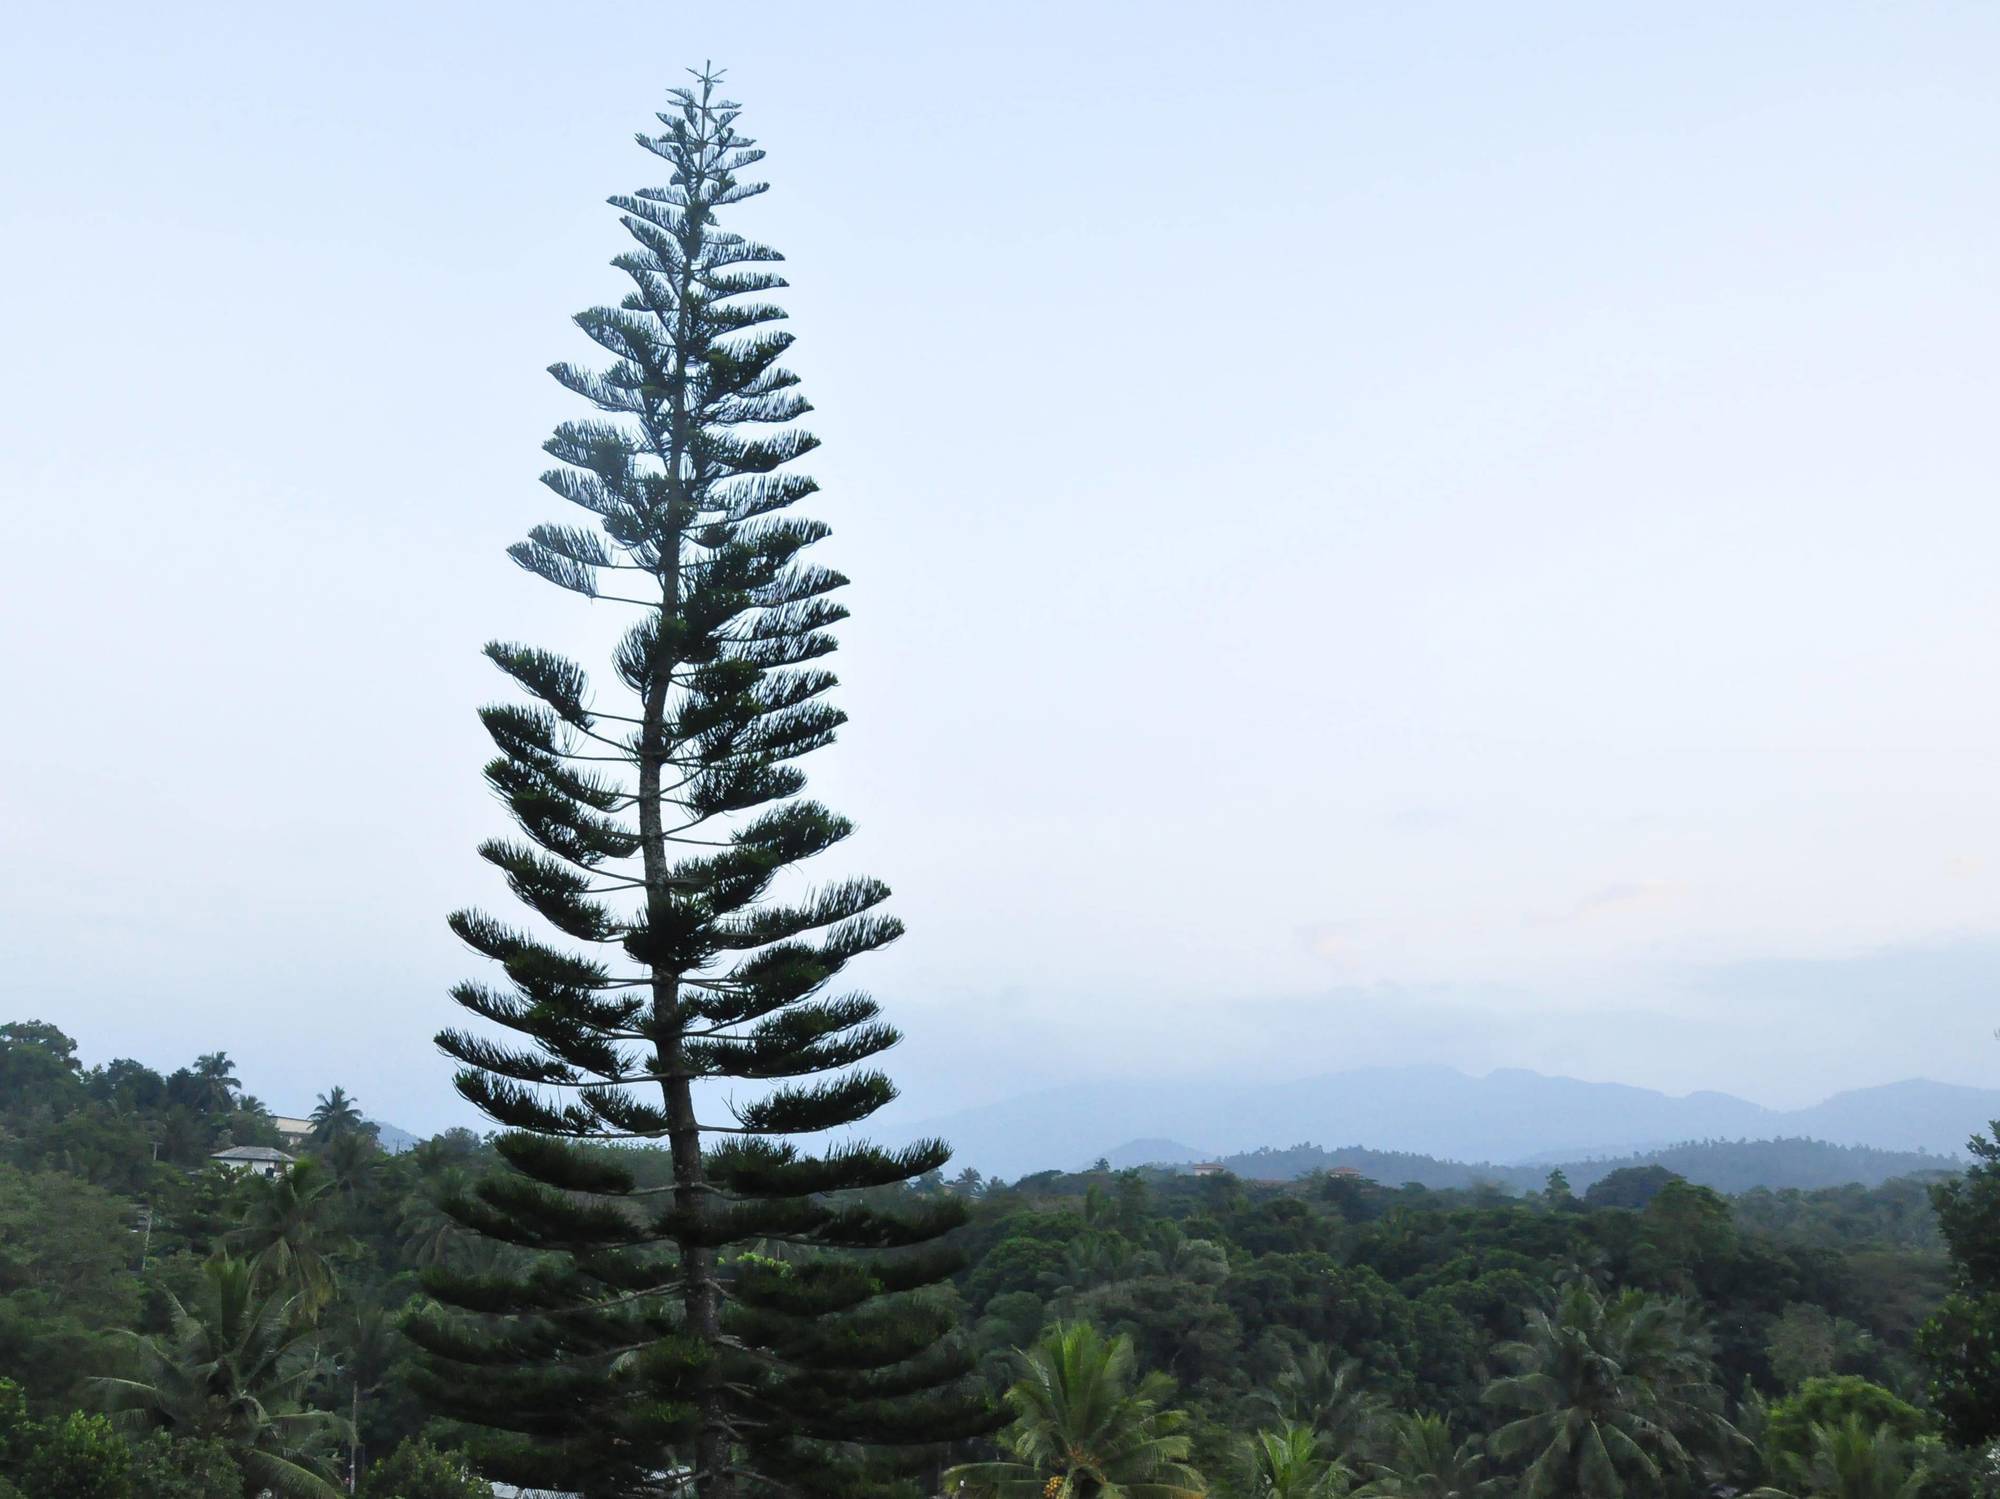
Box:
[884,1065,2000,1180]
[372,1121,419,1154]
[1179,1137,1957,1194]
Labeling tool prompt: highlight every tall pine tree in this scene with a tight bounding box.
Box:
[407,69,989,1498]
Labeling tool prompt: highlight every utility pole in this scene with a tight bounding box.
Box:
[136,1136,160,1269]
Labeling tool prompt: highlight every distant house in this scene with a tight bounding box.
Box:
[271,1115,314,1151]
[1330,1166,1363,1179]
[1191,1162,1229,1178]
[210,1145,293,1179]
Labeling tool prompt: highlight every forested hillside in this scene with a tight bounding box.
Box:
[1199,1137,1960,1194]
[7,1016,2000,1496]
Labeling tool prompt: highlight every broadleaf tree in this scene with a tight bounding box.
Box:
[406,68,989,1498]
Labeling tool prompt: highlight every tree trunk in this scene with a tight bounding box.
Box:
[643,199,731,1496]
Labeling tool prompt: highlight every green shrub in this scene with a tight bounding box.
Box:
[10,1409,133,1499]
[1765,1375,1928,1476]
[1913,1438,2000,1499]
[359,1437,494,1499]
[126,1430,243,1499]
[0,1378,243,1499]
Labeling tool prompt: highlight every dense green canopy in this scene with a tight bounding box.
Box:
[1,1016,1995,1498]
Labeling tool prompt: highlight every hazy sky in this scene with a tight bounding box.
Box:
[3,3,1997,1134]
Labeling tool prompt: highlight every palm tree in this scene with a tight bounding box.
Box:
[331,1303,400,1489]
[1255,1348,1386,1467]
[1483,1279,1738,1498]
[225,1156,351,1319]
[1064,1232,1144,1290]
[95,1256,348,1498]
[1747,1416,1929,1499]
[398,1168,468,1268]
[1147,1223,1230,1285]
[946,1322,1207,1498]
[1359,1413,1494,1497]
[233,1093,279,1135]
[319,1127,380,1195]
[308,1086,366,1143]
[1233,1422,1350,1498]
[191,1052,240,1114]
[157,1105,213,1167]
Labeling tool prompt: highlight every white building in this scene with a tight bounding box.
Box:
[209,1144,294,1179]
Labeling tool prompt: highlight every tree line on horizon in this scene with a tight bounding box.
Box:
[1183,1136,1963,1197]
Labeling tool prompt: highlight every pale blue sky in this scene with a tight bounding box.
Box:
[2,3,1996,1131]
